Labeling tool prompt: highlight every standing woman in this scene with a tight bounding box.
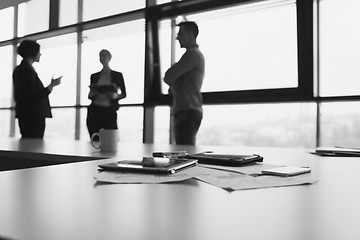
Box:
[86,49,127,139]
[13,39,62,139]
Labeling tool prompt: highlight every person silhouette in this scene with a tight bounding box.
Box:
[164,21,205,145]
[86,49,127,139]
[13,39,62,138]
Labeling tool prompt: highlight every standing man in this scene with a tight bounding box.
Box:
[164,21,205,145]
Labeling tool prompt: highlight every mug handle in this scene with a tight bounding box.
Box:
[91,133,100,149]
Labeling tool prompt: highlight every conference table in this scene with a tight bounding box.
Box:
[0,137,359,240]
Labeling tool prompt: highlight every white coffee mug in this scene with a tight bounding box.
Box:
[91,129,119,152]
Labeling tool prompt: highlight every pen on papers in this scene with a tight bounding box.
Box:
[152,151,188,158]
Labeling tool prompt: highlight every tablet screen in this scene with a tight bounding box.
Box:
[117,157,182,168]
[98,157,198,174]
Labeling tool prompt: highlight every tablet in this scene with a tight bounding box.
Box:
[261,166,311,177]
[315,147,360,157]
[98,157,198,174]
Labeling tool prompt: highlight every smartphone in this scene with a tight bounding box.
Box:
[186,153,263,166]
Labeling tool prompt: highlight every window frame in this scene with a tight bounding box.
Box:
[145,0,314,105]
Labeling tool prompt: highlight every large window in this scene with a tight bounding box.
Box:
[59,0,78,27]
[18,0,49,36]
[81,20,145,106]
[152,103,317,148]
[0,110,12,137]
[154,106,171,144]
[319,102,360,147]
[45,108,76,139]
[117,107,143,143]
[36,34,78,106]
[0,46,14,108]
[82,0,145,22]
[80,19,145,142]
[197,103,316,148]
[319,0,360,97]
[154,0,310,147]
[160,1,298,94]
[0,7,14,41]
[316,0,360,147]
[1,0,359,148]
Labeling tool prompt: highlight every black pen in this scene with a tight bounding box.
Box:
[152,151,188,158]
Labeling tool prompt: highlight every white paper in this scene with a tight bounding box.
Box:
[194,167,318,191]
[94,166,209,184]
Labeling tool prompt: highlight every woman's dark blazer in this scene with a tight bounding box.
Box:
[12,60,52,119]
[89,70,126,109]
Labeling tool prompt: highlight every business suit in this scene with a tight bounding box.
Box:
[13,60,52,138]
[86,70,126,138]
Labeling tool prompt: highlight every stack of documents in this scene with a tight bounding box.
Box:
[95,162,318,191]
[94,151,318,191]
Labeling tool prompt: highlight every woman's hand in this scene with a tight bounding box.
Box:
[47,76,62,92]
[51,76,62,87]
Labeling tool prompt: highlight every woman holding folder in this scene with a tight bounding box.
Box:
[86,49,127,139]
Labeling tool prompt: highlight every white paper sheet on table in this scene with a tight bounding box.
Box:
[199,163,284,175]
[194,167,318,191]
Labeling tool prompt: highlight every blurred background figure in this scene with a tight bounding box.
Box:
[164,21,205,145]
[87,49,127,140]
[13,39,62,139]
